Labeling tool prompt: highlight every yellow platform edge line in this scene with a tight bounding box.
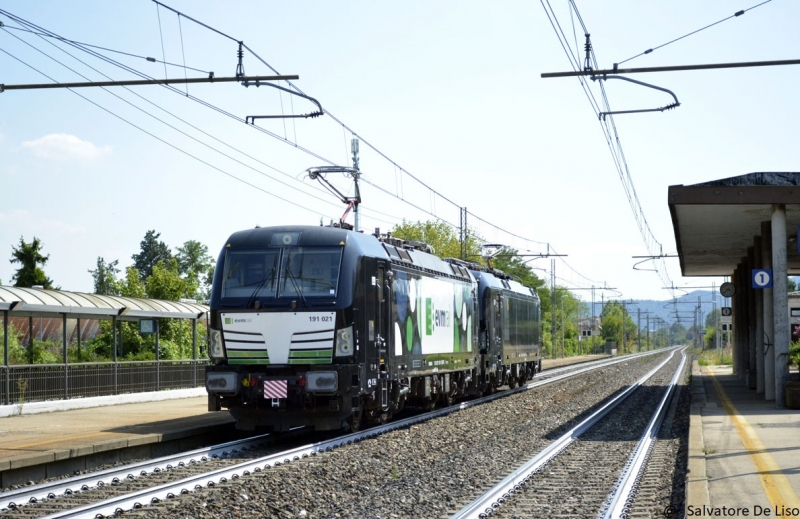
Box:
[705,367,800,508]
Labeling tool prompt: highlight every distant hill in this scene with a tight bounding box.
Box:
[599,290,725,330]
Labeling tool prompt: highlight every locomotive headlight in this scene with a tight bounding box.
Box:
[209,329,226,360]
[306,371,338,393]
[335,325,354,357]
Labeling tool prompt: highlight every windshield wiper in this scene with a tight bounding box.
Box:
[245,267,276,309]
[284,267,312,308]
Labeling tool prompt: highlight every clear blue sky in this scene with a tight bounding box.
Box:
[1,0,797,303]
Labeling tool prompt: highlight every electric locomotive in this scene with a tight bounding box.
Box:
[205,225,480,432]
[466,264,542,391]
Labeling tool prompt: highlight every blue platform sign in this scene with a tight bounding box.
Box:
[752,269,773,289]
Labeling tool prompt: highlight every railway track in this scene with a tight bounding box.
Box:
[451,349,688,519]
[0,350,674,518]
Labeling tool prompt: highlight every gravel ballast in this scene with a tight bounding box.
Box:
[131,351,683,519]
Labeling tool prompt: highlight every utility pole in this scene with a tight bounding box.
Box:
[459,208,468,261]
[561,295,565,359]
[351,138,360,232]
[637,307,641,353]
[551,259,557,359]
[621,301,626,353]
[591,285,595,354]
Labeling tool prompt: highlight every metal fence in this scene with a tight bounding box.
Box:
[0,360,208,406]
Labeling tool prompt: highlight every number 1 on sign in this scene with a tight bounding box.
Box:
[752,269,773,289]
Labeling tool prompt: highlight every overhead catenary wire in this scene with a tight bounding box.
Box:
[148,1,614,288]
[0,48,343,223]
[2,5,613,291]
[0,26,344,213]
[541,0,677,300]
[155,3,169,80]
[615,0,774,66]
[0,22,404,228]
[2,11,440,232]
[1,23,212,75]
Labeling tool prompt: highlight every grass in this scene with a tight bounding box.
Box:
[696,347,732,366]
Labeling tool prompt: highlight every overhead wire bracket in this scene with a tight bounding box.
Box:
[632,253,678,272]
[592,75,680,120]
[243,80,324,121]
[230,41,323,121]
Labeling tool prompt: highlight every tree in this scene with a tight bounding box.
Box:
[670,321,688,345]
[789,277,798,293]
[120,266,147,299]
[175,240,213,277]
[390,220,481,260]
[600,301,637,353]
[705,308,722,328]
[147,259,197,301]
[88,257,121,295]
[131,230,172,282]
[175,240,214,301]
[10,236,55,289]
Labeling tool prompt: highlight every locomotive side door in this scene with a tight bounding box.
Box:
[364,257,391,410]
[375,261,391,410]
[487,288,503,354]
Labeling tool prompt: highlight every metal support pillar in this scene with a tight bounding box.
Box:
[156,319,161,391]
[762,221,775,400]
[28,316,33,365]
[739,261,750,379]
[192,318,198,387]
[112,315,118,395]
[77,317,81,362]
[4,310,8,405]
[62,313,68,400]
[771,204,789,408]
[747,247,757,388]
[732,266,739,375]
[754,237,765,394]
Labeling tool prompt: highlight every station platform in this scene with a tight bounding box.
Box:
[0,393,235,487]
[688,361,800,516]
[0,354,605,489]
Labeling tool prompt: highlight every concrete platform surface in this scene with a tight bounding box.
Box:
[689,362,800,517]
[0,394,235,484]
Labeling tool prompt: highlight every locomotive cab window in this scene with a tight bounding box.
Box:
[222,249,279,299]
[279,247,343,298]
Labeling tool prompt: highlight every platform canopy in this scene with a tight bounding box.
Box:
[0,286,208,321]
[668,172,800,276]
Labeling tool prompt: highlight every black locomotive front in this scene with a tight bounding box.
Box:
[205,225,386,431]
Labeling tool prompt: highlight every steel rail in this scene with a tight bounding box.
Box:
[451,349,679,519]
[0,351,648,513]
[599,350,688,518]
[0,432,276,511]
[37,349,675,518]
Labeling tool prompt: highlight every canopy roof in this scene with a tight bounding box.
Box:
[0,286,208,321]
[668,172,800,276]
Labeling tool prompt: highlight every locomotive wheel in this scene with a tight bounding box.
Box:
[368,409,391,424]
[442,390,456,407]
[346,407,363,432]
[422,397,437,412]
[507,377,517,390]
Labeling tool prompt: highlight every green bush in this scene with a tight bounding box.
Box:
[790,340,800,370]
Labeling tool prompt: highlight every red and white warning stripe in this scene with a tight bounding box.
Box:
[263,380,288,399]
